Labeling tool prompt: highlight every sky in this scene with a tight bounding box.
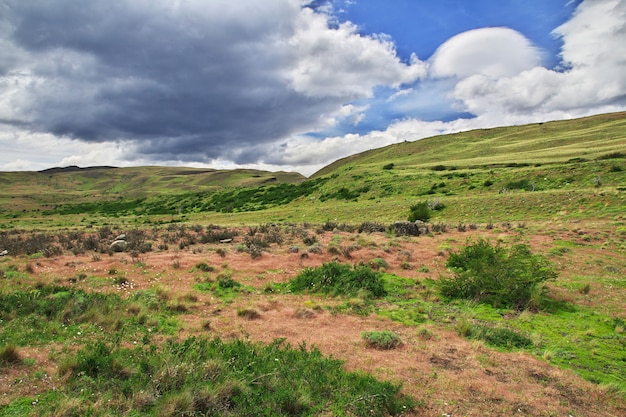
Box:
[1,0,625,176]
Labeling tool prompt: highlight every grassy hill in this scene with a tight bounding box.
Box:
[0,111,624,227]
[0,166,305,220]
[314,111,626,176]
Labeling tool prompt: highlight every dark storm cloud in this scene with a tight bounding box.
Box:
[0,0,366,164]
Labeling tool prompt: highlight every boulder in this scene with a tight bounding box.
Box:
[110,240,128,252]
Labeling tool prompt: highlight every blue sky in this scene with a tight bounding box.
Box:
[0,0,624,175]
[337,0,582,66]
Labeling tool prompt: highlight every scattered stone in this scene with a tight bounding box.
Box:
[0,250,8,256]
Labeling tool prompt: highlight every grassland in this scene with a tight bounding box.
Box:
[0,111,625,416]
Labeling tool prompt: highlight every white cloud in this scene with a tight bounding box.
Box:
[448,0,626,116]
[284,7,426,98]
[429,27,543,79]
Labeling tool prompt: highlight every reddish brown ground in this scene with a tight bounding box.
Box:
[2,222,625,416]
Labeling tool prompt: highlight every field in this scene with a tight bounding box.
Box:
[0,112,625,416]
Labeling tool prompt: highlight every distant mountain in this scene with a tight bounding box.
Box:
[39,165,118,174]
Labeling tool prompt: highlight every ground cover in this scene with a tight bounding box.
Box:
[0,220,624,416]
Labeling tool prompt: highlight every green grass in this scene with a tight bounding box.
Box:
[375,272,626,393]
[1,337,417,416]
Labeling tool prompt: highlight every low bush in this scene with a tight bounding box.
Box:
[437,239,556,310]
[362,330,402,349]
[289,262,387,298]
[408,202,431,222]
[358,222,386,233]
[462,324,533,349]
[0,345,22,365]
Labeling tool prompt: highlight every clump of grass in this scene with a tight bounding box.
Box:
[408,202,431,222]
[289,262,387,298]
[400,261,413,270]
[217,274,240,289]
[579,283,592,294]
[0,345,22,365]
[367,257,389,270]
[237,308,261,320]
[195,262,214,272]
[417,328,433,340]
[469,325,533,349]
[362,330,402,350]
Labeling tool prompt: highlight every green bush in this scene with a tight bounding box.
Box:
[408,202,431,222]
[437,239,556,310]
[362,330,402,349]
[289,262,387,298]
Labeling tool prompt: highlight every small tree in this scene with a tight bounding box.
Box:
[408,202,431,222]
[437,239,556,310]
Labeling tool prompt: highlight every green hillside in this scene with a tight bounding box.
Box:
[314,111,626,176]
[0,112,624,227]
[0,166,305,213]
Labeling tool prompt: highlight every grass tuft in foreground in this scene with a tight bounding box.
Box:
[289,261,387,298]
[7,337,417,416]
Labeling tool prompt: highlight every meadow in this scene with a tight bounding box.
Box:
[0,111,624,416]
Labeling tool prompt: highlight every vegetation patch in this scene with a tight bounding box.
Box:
[289,262,387,298]
[7,337,416,416]
[437,239,557,310]
[362,330,403,350]
[463,324,533,349]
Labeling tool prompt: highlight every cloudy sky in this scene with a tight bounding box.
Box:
[1,0,625,176]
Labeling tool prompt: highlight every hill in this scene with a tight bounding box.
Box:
[0,166,305,217]
[313,111,626,177]
[0,111,624,226]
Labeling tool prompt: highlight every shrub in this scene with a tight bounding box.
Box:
[362,330,402,349]
[367,258,389,270]
[358,222,386,233]
[0,345,22,365]
[289,262,387,298]
[195,262,213,272]
[217,275,240,289]
[437,239,556,310]
[382,163,395,170]
[408,202,431,222]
